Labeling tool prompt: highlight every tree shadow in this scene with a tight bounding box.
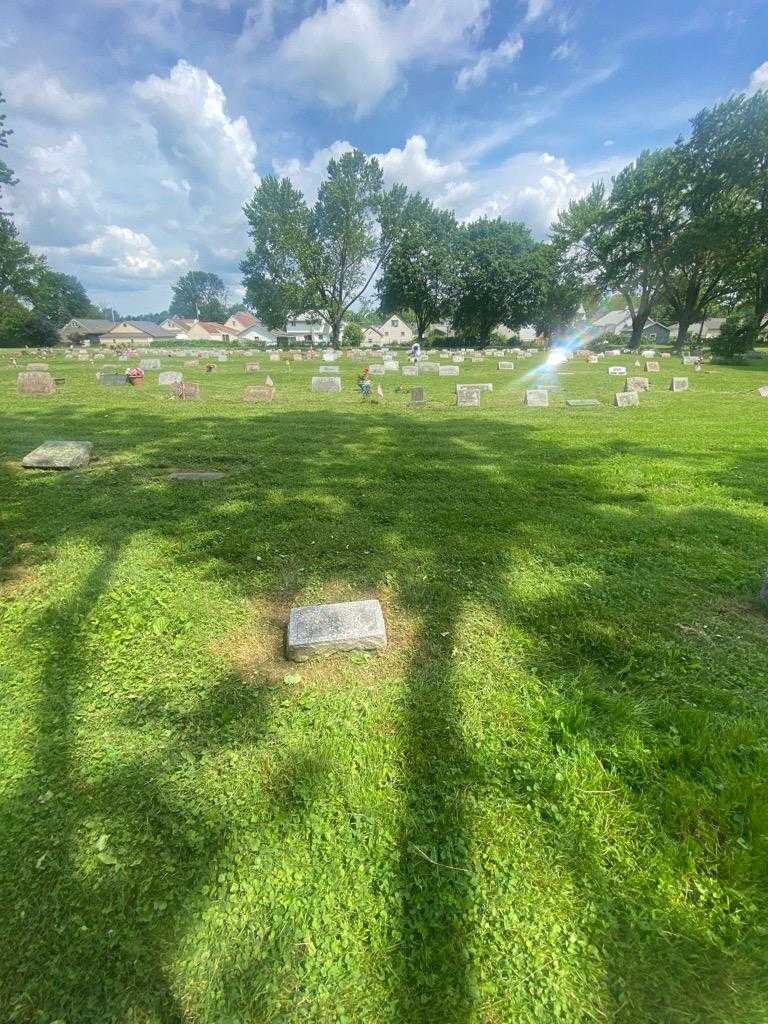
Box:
[1,400,767,1020]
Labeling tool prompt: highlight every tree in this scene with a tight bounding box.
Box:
[32,269,94,327]
[0,294,58,347]
[553,150,680,348]
[710,315,759,360]
[0,214,45,299]
[0,91,17,210]
[169,271,228,321]
[378,195,457,340]
[342,320,364,347]
[687,92,768,336]
[241,149,410,346]
[451,218,544,344]
[533,243,582,344]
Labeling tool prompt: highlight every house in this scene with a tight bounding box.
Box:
[100,321,177,347]
[225,312,258,332]
[668,317,725,341]
[237,320,279,346]
[584,309,669,344]
[60,318,115,346]
[174,320,233,342]
[375,315,414,345]
[362,325,384,347]
[160,316,194,333]
[276,312,332,346]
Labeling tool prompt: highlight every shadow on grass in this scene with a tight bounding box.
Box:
[1,402,767,1020]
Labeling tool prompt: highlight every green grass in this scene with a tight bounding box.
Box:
[2,348,768,1023]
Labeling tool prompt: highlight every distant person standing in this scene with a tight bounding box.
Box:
[409,341,421,364]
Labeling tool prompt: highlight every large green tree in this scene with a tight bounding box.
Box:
[378,195,457,340]
[32,269,94,327]
[0,214,45,299]
[553,150,681,347]
[451,217,544,344]
[241,149,410,346]
[0,91,17,209]
[169,270,228,321]
[687,92,768,341]
[533,243,583,344]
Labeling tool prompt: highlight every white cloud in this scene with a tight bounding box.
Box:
[237,0,279,49]
[457,33,523,90]
[746,61,768,96]
[7,65,101,123]
[525,0,552,23]
[274,140,355,199]
[274,0,489,114]
[68,225,187,279]
[551,40,575,60]
[133,60,259,208]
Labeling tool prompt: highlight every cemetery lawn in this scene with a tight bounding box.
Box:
[2,351,768,1024]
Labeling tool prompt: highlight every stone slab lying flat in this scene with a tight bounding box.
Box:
[566,399,601,407]
[168,470,225,481]
[286,599,387,661]
[22,440,93,469]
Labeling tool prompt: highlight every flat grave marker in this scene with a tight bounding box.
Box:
[22,440,92,469]
[566,399,601,408]
[98,372,127,387]
[319,365,340,373]
[159,371,183,386]
[286,599,387,661]
[140,358,161,370]
[27,363,49,371]
[498,361,515,370]
[524,389,549,407]
[402,365,418,376]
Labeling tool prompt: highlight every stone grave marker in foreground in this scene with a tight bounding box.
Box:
[17,372,56,396]
[524,389,549,407]
[456,385,481,407]
[312,376,342,393]
[286,599,387,661]
[626,376,650,392]
[22,440,92,469]
[670,377,689,392]
[27,363,49,371]
[566,399,601,408]
[159,371,183,386]
[140,358,161,370]
[410,386,426,407]
[98,372,127,387]
[614,391,639,407]
[244,385,275,403]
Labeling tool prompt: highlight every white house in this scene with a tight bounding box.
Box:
[237,320,279,346]
[225,312,258,332]
[60,318,115,345]
[277,312,332,346]
[375,315,414,345]
[584,309,669,344]
[100,321,177,347]
[160,316,194,333]
[362,325,384,347]
[173,320,233,342]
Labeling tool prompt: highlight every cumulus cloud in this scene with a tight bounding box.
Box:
[275,0,489,114]
[746,61,768,96]
[6,66,101,123]
[67,225,187,278]
[277,133,626,238]
[457,33,523,90]
[274,140,355,199]
[133,60,259,210]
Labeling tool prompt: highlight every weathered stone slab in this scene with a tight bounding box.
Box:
[244,385,275,403]
[452,355,465,363]
[175,382,200,399]
[498,361,515,370]
[626,376,650,392]
[383,360,399,371]
[614,391,639,407]
[456,385,481,407]
[185,359,199,367]
[319,365,340,373]
[608,366,627,376]
[159,371,183,386]
[98,372,127,386]
[419,362,440,373]
[410,386,426,406]
[22,440,92,469]
[566,399,601,407]
[439,364,459,376]
[17,372,56,395]
[670,377,689,392]
[139,358,161,370]
[269,353,281,361]
[311,376,342,393]
[286,599,387,661]
[27,362,49,371]
[682,355,699,365]
[758,385,768,398]
[661,352,672,358]
[368,365,386,375]
[645,361,660,372]
[168,470,225,481]
[402,365,418,376]
[524,389,549,407]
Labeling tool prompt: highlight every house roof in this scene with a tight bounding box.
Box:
[63,318,114,333]
[104,321,176,337]
[164,316,194,327]
[593,309,629,328]
[198,321,231,333]
[228,312,257,328]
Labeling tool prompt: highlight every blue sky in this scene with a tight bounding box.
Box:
[3,0,767,310]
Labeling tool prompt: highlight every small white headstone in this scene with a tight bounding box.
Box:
[312,376,342,393]
[614,391,639,407]
[159,371,183,386]
[439,365,459,376]
[456,385,481,407]
[140,358,161,370]
[608,366,627,376]
[497,361,515,370]
[524,389,549,407]
[645,361,660,372]
[670,377,689,392]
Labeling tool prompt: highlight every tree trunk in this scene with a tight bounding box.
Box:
[331,320,342,347]
[675,314,693,350]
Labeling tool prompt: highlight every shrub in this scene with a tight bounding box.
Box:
[710,316,758,361]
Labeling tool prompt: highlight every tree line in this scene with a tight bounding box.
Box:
[241,91,768,357]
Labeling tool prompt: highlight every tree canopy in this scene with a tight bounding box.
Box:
[169,271,228,322]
